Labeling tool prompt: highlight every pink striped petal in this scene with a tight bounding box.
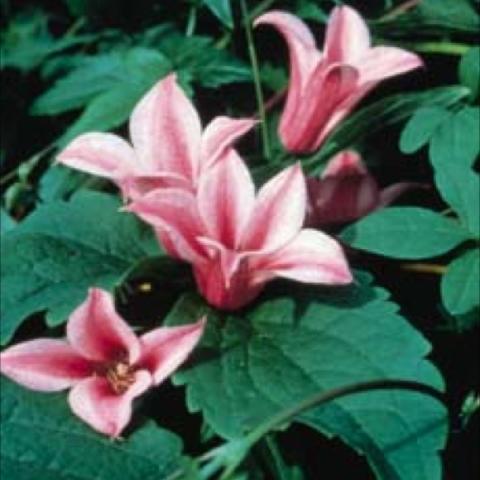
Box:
[252,229,352,285]
[138,318,206,385]
[281,63,358,152]
[201,117,257,171]
[197,150,255,249]
[126,189,207,263]
[324,6,371,63]
[129,73,202,182]
[67,288,141,365]
[57,132,137,179]
[68,370,152,437]
[0,339,92,391]
[241,163,307,252]
[254,11,321,135]
[321,150,367,177]
[358,46,423,86]
[121,172,193,200]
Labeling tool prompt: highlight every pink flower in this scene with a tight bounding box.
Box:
[57,73,256,199]
[126,151,352,310]
[0,288,205,438]
[254,6,423,153]
[306,150,423,226]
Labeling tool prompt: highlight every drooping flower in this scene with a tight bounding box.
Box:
[57,73,256,199]
[254,6,423,153]
[0,288,205,437]
[306,150,424,226]
[127,150,352,310]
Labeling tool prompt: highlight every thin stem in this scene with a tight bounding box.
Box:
[402,263,447,275]
[402,41,470,56]
[63,16,86,38]
[376,0,421,23]
[262,435,290,480]
[240,0,271,160]
[245,379,444,445]
[186,4,198,37]
[249,0,276,21]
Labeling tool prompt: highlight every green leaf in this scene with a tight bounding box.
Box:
[203,0,234,29]
[0,377,189,480]
[0,209,16,235]
[434,163,480,238]
[441,248,480,316]
[341,207,470,259]
[166,274,447,480]
[429,106,480,170]
[459,46,480,101]
[305,86,469,173]
[399,106,450,154]
[0,191,158,345]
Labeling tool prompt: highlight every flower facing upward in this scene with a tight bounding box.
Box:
[255,6,423,153]
[0,288,205,437]
[57,73,256,199]
[306,150,424,226]
[127,151,352,310]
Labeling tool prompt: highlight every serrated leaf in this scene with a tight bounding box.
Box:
[341,207,470,259]
[304,86,469,173]
[434,163,480,238]
[166,274,447,480]
[203,0,234,28]
[0,191,159,345]
[399,106,450,154]
[459,46,480,100]
[441,248,480,316]
[0,377,188,480]
[429,106,480,170]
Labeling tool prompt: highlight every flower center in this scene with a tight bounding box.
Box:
[104,361,136,394]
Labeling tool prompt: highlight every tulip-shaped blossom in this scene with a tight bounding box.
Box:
[57,73,256,199]
[127,151,352,310]
[255,6,423,153]
[306,150,423,226]
[0,288,205,437]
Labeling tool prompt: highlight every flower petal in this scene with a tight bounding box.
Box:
[0,339,92,391]
[129,73,202,182]
[138,318,206,385]
[57,132,137,180]
[68,370,152,437]
[121,172,193,200]
[67,288,141,364]
[324,6,371,63]
[252,229,352,285]
[126,188,207,263]
[282,63,358,152]
[358,46,423,85]
[197,150,255,249]
[321,150,367,177]
[255,11,321,136]
[241,163,307,252]
[378,182,427,208]
[201,116,257,171]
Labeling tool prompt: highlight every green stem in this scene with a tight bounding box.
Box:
[403,41,470,56]
[262,435,290,480]
[249,0,276,21]
[186,4,198,37]
[63,16,86,38]
[240,0,271,161]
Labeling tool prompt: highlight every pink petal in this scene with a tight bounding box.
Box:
[57,132,137,180]
[241,163,307,252]
[201,116,257,171]
[126,189,207,264]
[0,339,92,391]
[121,172,193,201]
[197,150,255,249]
[281,63,358,152]
[324,6,371,63]
[321,150,368,177]
[252,229,352,285]
[194,259,265,310]
[68,370,152,437]
[254,11,321,136]
[358,46,423,85]
[129,73,202,183]
[67,288,141,365]
[138,318,206,385]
